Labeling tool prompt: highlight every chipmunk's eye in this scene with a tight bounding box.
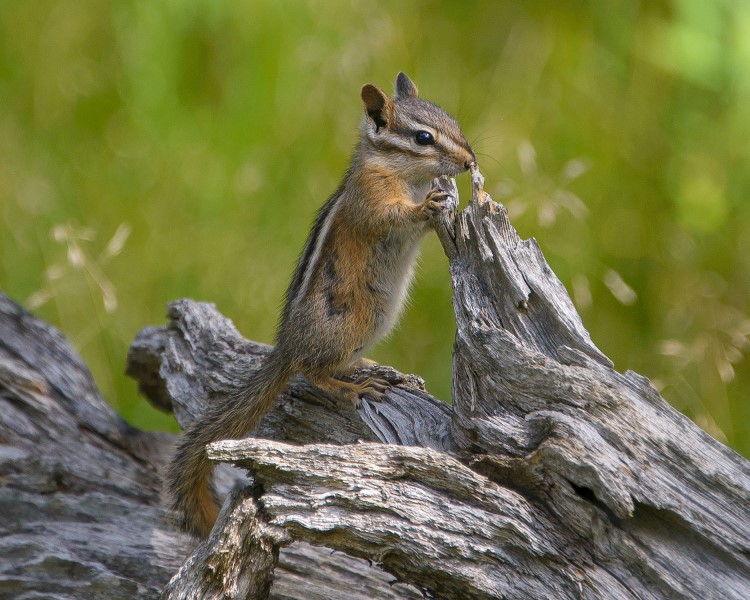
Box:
[414,130,435,146]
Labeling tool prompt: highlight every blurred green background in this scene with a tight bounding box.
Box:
[1,1,748,456]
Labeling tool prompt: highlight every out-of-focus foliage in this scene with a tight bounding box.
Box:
[1,1,748,455]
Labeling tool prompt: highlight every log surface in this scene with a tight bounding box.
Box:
[151,171,750,599]
[1,167,749,599]
[0,295,423,598]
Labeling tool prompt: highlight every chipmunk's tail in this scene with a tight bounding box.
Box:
[165,353,293,537]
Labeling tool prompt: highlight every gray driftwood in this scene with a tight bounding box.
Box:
[1,166,749,599]
[0,293,421,600]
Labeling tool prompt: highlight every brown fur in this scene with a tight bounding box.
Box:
[167,352,293,536]
[166,72,475,537]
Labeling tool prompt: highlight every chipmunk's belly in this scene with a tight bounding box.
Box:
[368,232,423,344]
[298,228,426,368]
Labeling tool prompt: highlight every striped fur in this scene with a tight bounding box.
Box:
[166,72,475,537]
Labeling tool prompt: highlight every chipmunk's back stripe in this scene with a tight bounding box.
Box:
[286,180,347,307]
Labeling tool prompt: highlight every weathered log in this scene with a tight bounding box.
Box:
[147,170,750,599]
[0,294,183,599]
[0,297,424,598]
[1,163,749,599]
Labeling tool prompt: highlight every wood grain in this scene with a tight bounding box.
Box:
[2,165,749,599]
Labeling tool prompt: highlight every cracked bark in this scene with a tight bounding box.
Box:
[1,166,749,599]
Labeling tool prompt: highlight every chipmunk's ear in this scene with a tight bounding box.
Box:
[361,84,393,130]
[394,72,419,99]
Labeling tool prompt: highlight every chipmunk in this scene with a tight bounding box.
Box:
[167,72,475,537]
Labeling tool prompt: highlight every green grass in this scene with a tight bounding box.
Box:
[2,0,749,456]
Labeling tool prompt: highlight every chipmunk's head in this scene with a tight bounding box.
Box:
[360,72,475,183]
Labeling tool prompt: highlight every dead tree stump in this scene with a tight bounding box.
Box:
[1,167,749,599]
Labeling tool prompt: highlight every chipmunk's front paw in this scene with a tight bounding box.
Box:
[420,189,451,220]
